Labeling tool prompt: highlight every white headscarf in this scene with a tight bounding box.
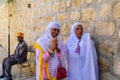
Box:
[67,22,84,51]
[70,22,84,42]
[45,21,61,39]
[66,22,98,80]
[36,21,66,53]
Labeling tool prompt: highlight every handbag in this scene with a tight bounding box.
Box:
[57,55,67,79]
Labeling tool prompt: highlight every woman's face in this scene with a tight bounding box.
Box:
[75,24,83,39]
[51,28,60,38]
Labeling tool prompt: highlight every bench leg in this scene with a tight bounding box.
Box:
[28,62,33,76]
[19,66,22,78]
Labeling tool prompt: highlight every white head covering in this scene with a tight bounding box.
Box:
[36,21,66,53]
[66,22,98,80]
[36,22,60,51]
[71,22,83,35]
[45,21,61,39]
[70,22,84,42]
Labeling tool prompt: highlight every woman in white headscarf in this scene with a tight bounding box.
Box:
[34,22,67,80]
[66,22,98,80]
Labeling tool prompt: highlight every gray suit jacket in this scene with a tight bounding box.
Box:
[12,41,28,63]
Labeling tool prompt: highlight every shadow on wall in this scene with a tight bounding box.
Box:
[0,45,8,63]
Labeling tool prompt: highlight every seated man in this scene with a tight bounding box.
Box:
[0,32,28,80]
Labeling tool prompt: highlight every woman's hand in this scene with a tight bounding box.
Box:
[51,38,58,51]
[51,38,60,53]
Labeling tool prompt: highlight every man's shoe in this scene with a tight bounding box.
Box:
[0,74,5,78]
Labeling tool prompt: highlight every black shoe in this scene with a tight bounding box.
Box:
[0,74,5,78]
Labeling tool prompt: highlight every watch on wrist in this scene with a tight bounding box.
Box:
[49,50,54,55]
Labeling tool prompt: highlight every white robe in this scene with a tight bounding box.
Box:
[66,32,98,80]
[66,22,98,80]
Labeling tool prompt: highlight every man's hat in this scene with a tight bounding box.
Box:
[17,32,24,37]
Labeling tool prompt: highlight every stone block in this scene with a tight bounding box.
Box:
[99,56,109,71]
[73,0,83,8]
[101,72,118,80]
[70,11,80,21]
[57,13,66,21]
[113,3,120,18]
[45,16,52,22]
[95,22,115,36]
[99,40,118,56]
[53,2,59,12]
[60,1,66,12]
[86,0,93,4]
[82,8,96,21]
[99,4,111,17]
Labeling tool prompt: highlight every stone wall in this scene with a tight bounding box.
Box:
[0,2,9,50]
[0,0,120,80]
